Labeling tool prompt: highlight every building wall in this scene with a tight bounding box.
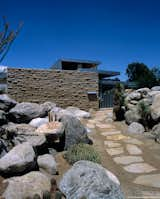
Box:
[7,68,99,110]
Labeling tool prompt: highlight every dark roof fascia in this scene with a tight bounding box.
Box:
[54,58,101,66]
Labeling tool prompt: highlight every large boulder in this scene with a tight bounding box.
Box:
[9,102,47,123]
[151,94,160,121]
[151,86,160,91]
[0,94,17,112]
[37,154,57,175]
[151,123,160,143]
[128,122,145,134]
[136,88,150,97]
[125,110,141,125]
[2,122,36,136]
[0,142,36,176]
[59,160,124,199]
[3,171,51,199]
[126,92,141,101]
[41,101,56,113]
[0,110,7,125]
[65,106,91,118]
[60,115,92,150]
[29,117,49,128]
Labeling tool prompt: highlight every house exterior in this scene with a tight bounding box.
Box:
[7,58,120,110]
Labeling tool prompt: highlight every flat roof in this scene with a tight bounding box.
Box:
[98,70,120,78]
[53,58,101,67]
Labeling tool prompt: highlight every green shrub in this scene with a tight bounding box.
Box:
[113,83,125,121]
[137,101,151,129]
[64,143,101,164]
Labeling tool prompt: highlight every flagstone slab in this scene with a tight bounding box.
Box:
[86,123,95,129]
[106,134,130,141]
[134,174,160,188]
[123,138,143,145]
[96,123,115,129]
[104,141,121,148]
[88,120,96,124]
[106,147,124,156]
[123,163,156,173]
[101,131,121,136]
[126,144,142,155]
[113,156,144,165]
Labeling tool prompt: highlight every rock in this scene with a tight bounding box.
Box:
[40,101,56,113]
[138,98,152,107]
[151,123,160,143]
[37,154,57,175]
[35,121,64,137]
[59,160,124,199]
[0,110,7,125]
[136,88,150,97]
[3,171,51,199]
[65,106,91,118]
[14,135,47,155]
[125,110,141,125]
[0,142,36,176]
[128,122,145,134]
[129,100,138,105]
[0,139,8,158]
[0,94,17,112]
[151,94,160,121]
[127,92,141,101]
[3,122,36,136]
[29,117,49,128]
[151,86,160,91]
[9,102,47,123]
[148,91,160,97]
[60,115,92,150]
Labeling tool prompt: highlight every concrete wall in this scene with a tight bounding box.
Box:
[7,68,99,110]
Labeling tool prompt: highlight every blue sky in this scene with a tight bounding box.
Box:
[1,0,160,80]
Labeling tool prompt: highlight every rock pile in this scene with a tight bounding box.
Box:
[0,94,93,198]
[124,86,160,140]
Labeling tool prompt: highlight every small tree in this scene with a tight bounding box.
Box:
[126,62,157,88]
[0,16,23,63]
[113,83,125,121]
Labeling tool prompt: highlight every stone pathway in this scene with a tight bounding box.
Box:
[86,109,160,194]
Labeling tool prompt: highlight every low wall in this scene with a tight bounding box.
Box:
[7,68,99,110]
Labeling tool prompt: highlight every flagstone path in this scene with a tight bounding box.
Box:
[85,109,160,198]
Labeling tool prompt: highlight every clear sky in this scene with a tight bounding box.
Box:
[1,0,160,80]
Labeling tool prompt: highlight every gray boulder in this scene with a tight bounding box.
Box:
[41,101,56,113]
[0,110,7,125]
[127,92,141,101]
[128,122,145,134]
[60,115,91,150]
[136,88,150,97]
[59,160,124,199]
[37,154,57,175]
[3,171,51,199]
[65,106,91,118]
[151,86,160,91]
[125,110,141,125]
[2,122,36,136]
[0,94,17,112]
[9,102,47,123]
[29,117,49,128]
[151,94,160,121]
[151,123,160,143]
[0,142,36,176]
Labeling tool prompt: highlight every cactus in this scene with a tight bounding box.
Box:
[42,190,51,199]
[33,194,41,199]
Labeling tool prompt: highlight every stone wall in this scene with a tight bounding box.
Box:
[7,68,99,110]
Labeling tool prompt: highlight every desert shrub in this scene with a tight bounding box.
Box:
[113,83,125,121]
[137,101,151,129]
[64,143,101,164]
